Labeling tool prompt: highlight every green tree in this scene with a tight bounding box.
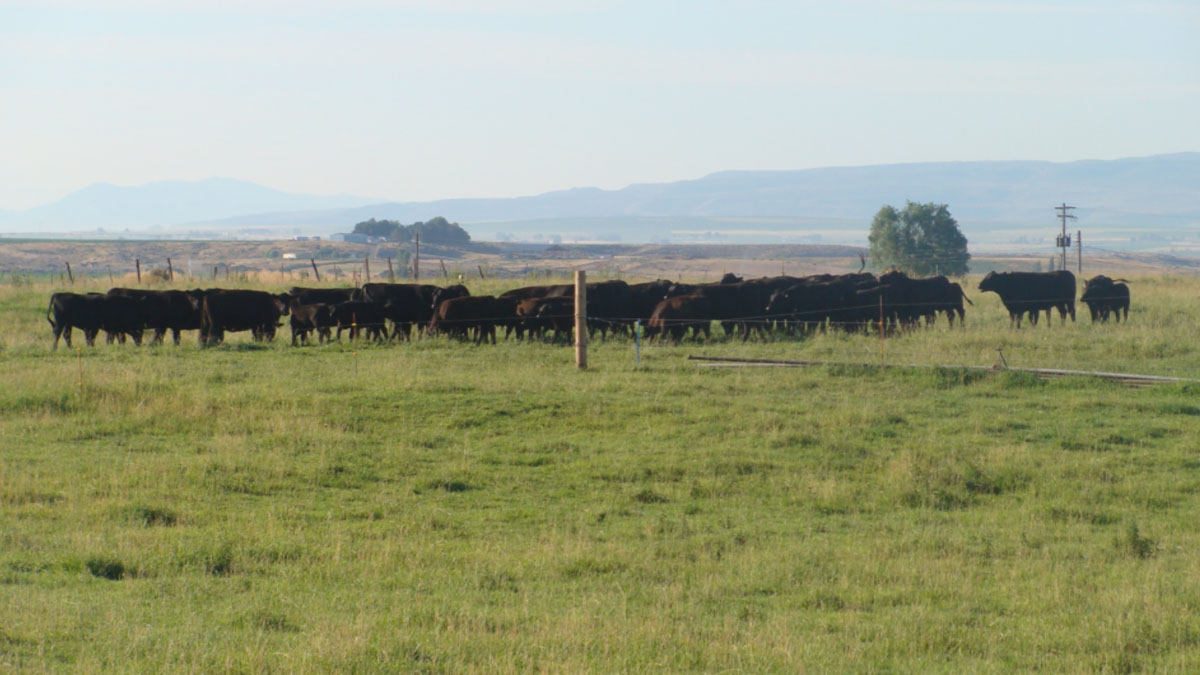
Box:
[868,201,969,276]
[351,216,471,245]
[352,218,403,239]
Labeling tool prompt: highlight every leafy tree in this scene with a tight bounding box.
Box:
[352,218,403,239]
[351,216,471,245]
[868,201,969,276]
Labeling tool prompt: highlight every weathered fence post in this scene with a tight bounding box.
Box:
[364,256,370,281]
[440,259,448,278]
[310,258,321,282]
[575,270,587,370]
[478,264,486,279]
[413,232,420,281]
[107,265,113,285]
[135,259,141,284]
[387,257,395,282]
[213,265,218,280]
[65,262,74,284]
[167,258,174,281]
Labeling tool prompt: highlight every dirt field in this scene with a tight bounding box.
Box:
[3,238,1198,282]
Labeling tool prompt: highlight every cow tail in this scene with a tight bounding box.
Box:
[959,286,974,306]
[46,295,56,326]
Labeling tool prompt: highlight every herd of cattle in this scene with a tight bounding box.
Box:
[44,270,1132,349]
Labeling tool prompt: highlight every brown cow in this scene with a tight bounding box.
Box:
[428,296,518,344]
[647,295,713,343]
[514,296,574,342]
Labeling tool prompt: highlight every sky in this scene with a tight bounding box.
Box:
[1,0,1197,210]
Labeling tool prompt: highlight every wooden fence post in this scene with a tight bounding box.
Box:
[167,258,174,281]
[310,258,321,282]
[135,259,141,284]
[65,262,74,284]
[387,257,395,282]
[364,256,370,281]
[575,270,587,370]
[478,264,486,279]
[107,265,113,285]
[440,259,448,278]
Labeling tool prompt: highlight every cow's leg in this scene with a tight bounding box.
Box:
[52,322,63,350]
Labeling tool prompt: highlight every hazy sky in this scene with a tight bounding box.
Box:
[2,0,1197,209]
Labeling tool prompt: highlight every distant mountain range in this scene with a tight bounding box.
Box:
[0,178,381,230]
[3,154,1198,249]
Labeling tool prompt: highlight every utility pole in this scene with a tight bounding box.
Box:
[1054,203,1076,272]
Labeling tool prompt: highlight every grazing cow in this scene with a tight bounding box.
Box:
[877,271,973,328]
[288,287,358,306]
[359,283,469,339]
[583,280,632,340]
[766,280,858,335]
[978,271,1075,327]
[108,288,202,345]
[514,296,573,342]
[47,292,144,348]
[647,295,713,343]
[330,301,387,342]
[497,284,572,301]
[48,292,100,348]
[428,296,519,344]
[1081,275,1130,323]
[289,300,335,345]
[198,289,290,345]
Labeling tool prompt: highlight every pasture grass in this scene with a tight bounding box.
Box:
[3,275,1200,671]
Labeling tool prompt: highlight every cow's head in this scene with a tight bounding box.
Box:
[273,293,292,315]
[184,289,205,311]
[431,284,470,308]
[978,271,999,292]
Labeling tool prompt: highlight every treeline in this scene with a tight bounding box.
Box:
[352,216,471,245]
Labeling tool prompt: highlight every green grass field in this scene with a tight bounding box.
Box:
[3,275,1200,672]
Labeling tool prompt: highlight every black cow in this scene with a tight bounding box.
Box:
[47,292,145,348]
[288,287,358,306]
[583,280,632,340]
[1080,275,1130,323]
[877,272,972,328]
[108,288,202,344]
[497,284,572,301]
[978,271,1075,327]
[330,301,387,342]
[289,301,335,345]
[359,283,469,339]
[766,280,859,335]
[198,289,290,345]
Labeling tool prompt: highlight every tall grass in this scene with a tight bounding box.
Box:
[3,275,1200,670]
